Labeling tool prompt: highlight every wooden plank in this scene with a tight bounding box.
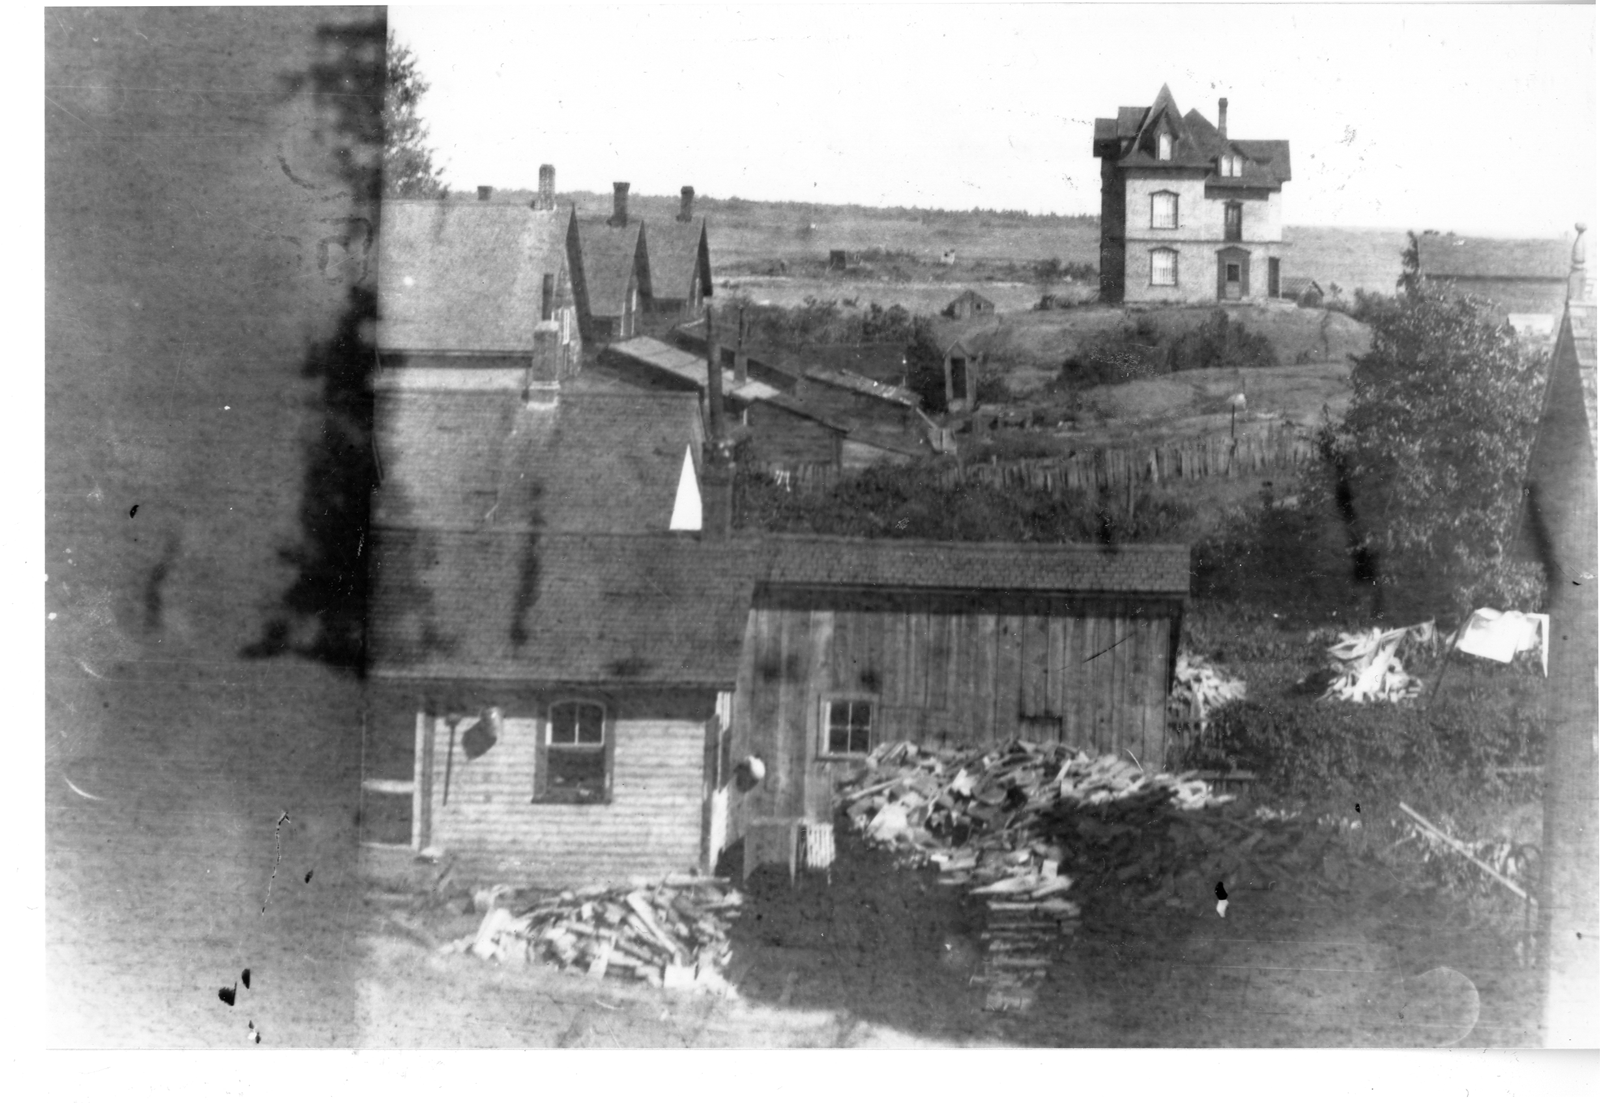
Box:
[830,606,852,690]
[747,608,782,821]
[1047,615,1066,719]
[975,613,999,746]
[908,608,929,710]
[413,709,427,850]
[995,615,1024,742]
[804,609,834,821]
[880,611,904,706]
[927,613,951,711]
[1021,614,1050,719]
[860,609,885,696]
[776,610,805,820]
[1066,613,1089,749]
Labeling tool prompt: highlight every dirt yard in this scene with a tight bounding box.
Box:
[354,820,1543,1048]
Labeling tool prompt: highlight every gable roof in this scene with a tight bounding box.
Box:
[1280,276,1322,297]
[372,378,704,533]
[1416,235,1573,281]
[601,336,849,431]
[646,217,709,302]
[573,219,646,318]
[369,530,757,686]
[378,201,571,353]
[1094,86,1290,188]
[750,535,1191,596]
[949,289,995,308]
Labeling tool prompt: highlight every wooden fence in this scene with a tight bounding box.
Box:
[749,423,1317,497]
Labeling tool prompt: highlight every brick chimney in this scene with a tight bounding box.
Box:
[1218,98,1229,140]
[478,185,493,202]
[610,182,630,227]
[535,164,555,211]
[678,186,695,223]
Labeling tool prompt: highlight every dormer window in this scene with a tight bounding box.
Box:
[1220,153,1244,177]
[1158,132,1173,161]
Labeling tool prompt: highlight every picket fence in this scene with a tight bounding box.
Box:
[750,423,1316,497]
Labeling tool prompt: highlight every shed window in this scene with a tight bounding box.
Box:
[822,699,874,757]
[1151,191,1178,230]
[536,701,609,804]
[1150,248,1178,287]
[1158,132,1172,161]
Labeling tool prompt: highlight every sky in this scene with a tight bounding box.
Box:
[391,2,1596,237]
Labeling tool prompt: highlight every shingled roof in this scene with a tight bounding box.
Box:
[646,217,710,303]
[1417,235,1573,281]
[378,201,571,353]
[1093,85,1290,189]
[749,535,1191,596]
[573,220,647,318]
[372,378,704,533]
[369,530,757,685]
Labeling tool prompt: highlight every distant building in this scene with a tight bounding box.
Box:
[569,182,651,343]
[1093,86,1292,304]
[1416,232,1577,324]
[1279,276,1323,307]
[940,249,957,266]
[647,187,713,320]
[945,289,996,320]
[943,337,983,412]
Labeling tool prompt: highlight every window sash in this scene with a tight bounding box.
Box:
[1151,192,1178,230]
[538,701,611,803]
[1158,132,1172,161]
[824,699,873,756]
[1151,250,1178,287]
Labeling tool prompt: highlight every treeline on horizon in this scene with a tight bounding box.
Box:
[445,186,1101,225]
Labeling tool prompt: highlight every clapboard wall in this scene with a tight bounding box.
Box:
[366,684,717,885]
[728,590,1180,838]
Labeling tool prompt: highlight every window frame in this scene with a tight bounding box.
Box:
[534,699,613,805]
[1224,201,1243,243]
[1220,153,1244,178]
[1157,131,1173,161]
[1150,190,1179,231]
[818,697,875,759]
[1150,248,1179,288]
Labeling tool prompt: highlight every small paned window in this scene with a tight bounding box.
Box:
[823,700,873,756]
[1151,249,1178,287]
[1226,262,1242,282]
[1220,154,1244,177]
[1151,191,1179,230]
[1158,132,1173,161]
[537,701,609,804]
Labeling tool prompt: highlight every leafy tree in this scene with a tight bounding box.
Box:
[903,320,949,412]
[384,33,447,199]
[1316,284,1548,617]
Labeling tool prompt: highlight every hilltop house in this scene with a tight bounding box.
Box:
[1093,86,1291,304]
[569,182,652,344]
[1416,232,1578,329]
[646,187,713,320]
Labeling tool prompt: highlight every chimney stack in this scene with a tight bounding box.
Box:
[678,186,696,223]
[1571,223,1590,303]
[1218,98,1229,140]
[541,273,555,322]
[536,164,555,211]
[478,185,493,202]
[610,182,630,227]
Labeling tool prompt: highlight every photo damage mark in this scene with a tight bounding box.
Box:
[261,811,291,914]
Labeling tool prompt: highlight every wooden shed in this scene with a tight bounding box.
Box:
[944,337,983,411]
[945,289,996,320]
[722,537,1191,855]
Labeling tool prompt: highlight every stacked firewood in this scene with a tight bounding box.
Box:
[442,876,742,991]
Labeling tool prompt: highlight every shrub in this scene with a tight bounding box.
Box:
[1182,695,1544,810]
[1059,326,1166,387]
[1165,309,1277,371]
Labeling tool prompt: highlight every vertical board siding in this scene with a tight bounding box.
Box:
[775,610,801,819]
[928,614,951,711]
[426,716,706,885]
[1022,614,1050,718]
[996,615,1024,739]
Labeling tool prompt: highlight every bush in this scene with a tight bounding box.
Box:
[1059,326,1166,387]
[1164,309,1277,371]
[1182,695,1544,809]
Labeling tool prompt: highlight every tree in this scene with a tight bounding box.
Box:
[384,33,447,199]
[1319,283,1548,617]
[903,320,948,413]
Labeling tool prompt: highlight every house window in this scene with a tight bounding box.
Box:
[1220,154,1243,177]
[1224,202,1243,242]
[1150,191,1178,230]
[1151,248,1178,287]
[822,699,873,757]
[1158,132,1172,161]
[536,701,609,804]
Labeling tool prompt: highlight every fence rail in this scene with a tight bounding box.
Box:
[748,423,1317,497]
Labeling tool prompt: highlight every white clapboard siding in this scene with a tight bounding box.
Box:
[426,715,705,885]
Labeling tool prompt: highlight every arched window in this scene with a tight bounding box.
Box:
[1151,190,1179,230]
[536,700,610,804]
[1150,248,1179,288]
[1158,131,1173,161]
[1220,153,1244,178]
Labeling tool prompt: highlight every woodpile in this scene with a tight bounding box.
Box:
[1167,650,1247,739]
[440,875,742,992]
